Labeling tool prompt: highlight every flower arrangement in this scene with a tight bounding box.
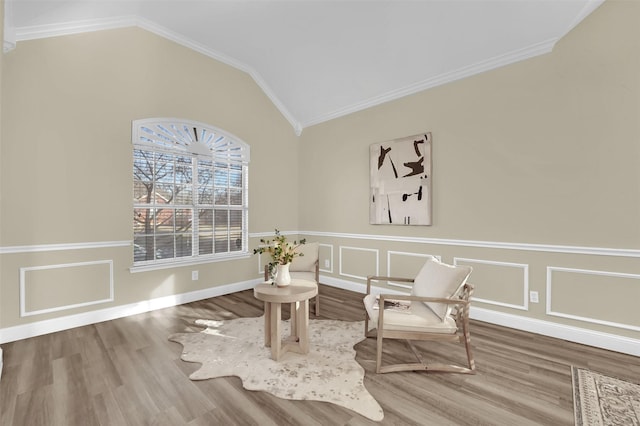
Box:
[253,229,306,276]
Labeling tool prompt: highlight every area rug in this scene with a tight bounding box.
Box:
[169,316,384,421]
[572,366,640,425]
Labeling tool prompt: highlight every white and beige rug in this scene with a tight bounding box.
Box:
[572,366,640,425]
[169,316,384,421]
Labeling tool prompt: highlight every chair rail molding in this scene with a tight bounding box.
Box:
[299,230,640,258]
[0,240,131,254]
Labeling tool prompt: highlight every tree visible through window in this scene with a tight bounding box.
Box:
[132,119,250,265]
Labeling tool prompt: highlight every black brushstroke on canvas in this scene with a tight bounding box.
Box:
[403,156,424,177]
[413,138,424,156]
[377,146,398,178]
[402,184,424,202]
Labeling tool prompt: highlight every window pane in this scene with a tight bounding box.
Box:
[214,233,229,253]
[198,209,213,230]
[134,181,154,204]
[134,150,154,183]
[229,166,242,188]
[155,183,174,204]
[229,188,242,205]
[155,153,174,183]
[155,234,174,259]
[214,165,228,186]
[230,210,243,252]
[199,234,213,255]
[133,208,153,234]
[174,184,192,205]
[198,187,213,205]
[198,160,213,205]
[176,234,192,258]
[175,209,193,233]
[175,156,192,184]
[214,209,228,253]
[155,208,174,234]
[214,188,228,205]
[134,236,154,262]
[214,209,228,229]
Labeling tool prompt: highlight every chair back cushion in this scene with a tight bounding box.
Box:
[289,242,319,272]
[411,257,472,320]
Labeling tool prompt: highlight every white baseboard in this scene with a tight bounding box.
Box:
[0,279,259,345]
[320,275,640,357]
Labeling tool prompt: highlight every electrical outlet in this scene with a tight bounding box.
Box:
[192,270,199,281]
[529,291,539,303]
[324,259,330,268]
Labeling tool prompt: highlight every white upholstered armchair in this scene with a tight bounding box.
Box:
[363,256,475,374]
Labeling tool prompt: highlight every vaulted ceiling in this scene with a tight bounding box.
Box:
[4,0,604,134]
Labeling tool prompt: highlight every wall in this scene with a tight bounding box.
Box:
[298,0,640,354]
[1,0,4,374]
[1,1,638,357]
[0,27,299,337]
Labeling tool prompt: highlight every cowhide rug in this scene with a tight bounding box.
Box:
[169,316,384,421]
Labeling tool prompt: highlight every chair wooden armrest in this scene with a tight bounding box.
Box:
[366,275,414,295]
[377,293,469,306]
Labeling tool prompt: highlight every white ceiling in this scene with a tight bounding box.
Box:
[4,0,604,134]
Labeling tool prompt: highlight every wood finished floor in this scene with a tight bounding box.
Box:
[1,285,639,426]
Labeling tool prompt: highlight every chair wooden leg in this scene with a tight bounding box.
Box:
[364,315,369,337]
[376,333,384,374]
[315,294,320,316]
[463,327,475,372]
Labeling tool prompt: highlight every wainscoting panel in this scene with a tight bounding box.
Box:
[546,267,640,331]
[319,243,334,273]
[339,246,379,280]
[20,260,114,317]
[455,258,529,311]
[387,250,440,289]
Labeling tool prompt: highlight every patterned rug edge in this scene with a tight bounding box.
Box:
[571,365,640,426]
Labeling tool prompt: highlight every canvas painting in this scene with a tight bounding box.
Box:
[370,132,432,225]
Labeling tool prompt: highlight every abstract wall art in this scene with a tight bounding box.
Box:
[370,132,432,225]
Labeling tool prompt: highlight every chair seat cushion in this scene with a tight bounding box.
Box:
[363,294,457,334]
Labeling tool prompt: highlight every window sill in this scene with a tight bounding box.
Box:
[129,252,251,273]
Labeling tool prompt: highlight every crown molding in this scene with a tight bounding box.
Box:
[301,38,557,129]
[8,15,303,136]
[5,1,604,135]
[559,0,606,40]
[13,15,137,41]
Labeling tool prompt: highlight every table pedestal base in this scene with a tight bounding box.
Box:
[263,300,310,361]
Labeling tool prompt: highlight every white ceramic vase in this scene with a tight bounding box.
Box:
[275,263,292,287]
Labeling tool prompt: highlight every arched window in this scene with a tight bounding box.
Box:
[132,118,250,266]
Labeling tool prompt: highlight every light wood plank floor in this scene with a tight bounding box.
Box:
[1,285,639,425]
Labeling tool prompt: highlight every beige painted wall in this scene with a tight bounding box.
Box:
[298,0,640,340]
[299,0,639,248]
[0,27,299,328]
[0,1,638,351]
[0,0,4,337]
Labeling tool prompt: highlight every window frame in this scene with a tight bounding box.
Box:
[131,118,250,271]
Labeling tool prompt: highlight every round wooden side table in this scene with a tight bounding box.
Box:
[254,279,318,361]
